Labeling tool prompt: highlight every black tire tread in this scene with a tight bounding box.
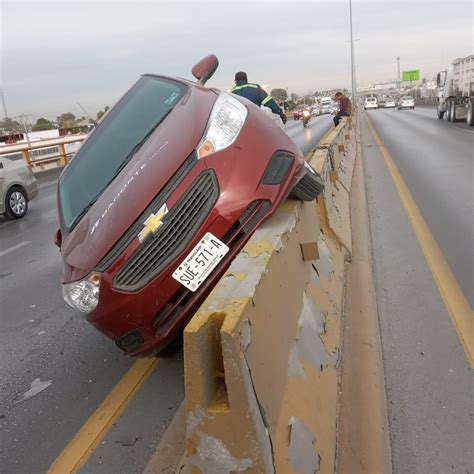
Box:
[290,168,325,202]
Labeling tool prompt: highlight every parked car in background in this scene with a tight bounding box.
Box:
[398,96,415,110]
[364,97,378,110]
[384,99,396,108]
[56,54,325,357]
[0,152,38,219]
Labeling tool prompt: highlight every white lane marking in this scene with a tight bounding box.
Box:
[454,127,474,134]
[0,241,32,257]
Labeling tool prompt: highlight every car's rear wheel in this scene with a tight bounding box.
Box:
[467,99,474,126]
[5,186,28,219]
[290,162,325,202]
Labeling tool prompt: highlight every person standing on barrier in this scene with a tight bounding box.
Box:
[230,71,287,125]
[333,92,352,127]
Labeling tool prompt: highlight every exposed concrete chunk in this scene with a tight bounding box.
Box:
[186,408,207,436]
[188,433,254,474]
[288,417,320,473]
[240,319,252,351]
[288,345,306,378]
[315,238,333,280]
[288,293,336,377]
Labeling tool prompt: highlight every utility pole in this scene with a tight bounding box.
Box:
[0,88,9,119]
[349,0,357,104]
[77,102,97,126]
[396,57,401,89]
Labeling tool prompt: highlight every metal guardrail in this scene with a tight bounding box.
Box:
[0,135,86,171]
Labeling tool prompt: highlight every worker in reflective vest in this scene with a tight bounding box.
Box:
[230,71,287,124]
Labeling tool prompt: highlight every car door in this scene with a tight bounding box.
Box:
[0,157,7,213]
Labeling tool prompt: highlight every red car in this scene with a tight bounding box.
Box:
[55,55,323,356]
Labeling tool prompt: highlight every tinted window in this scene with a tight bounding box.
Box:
[2,152,23,161]
[59,76,188,231]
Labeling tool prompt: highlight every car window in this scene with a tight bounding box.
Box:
[58,75,188,231]
[2,152,23,161]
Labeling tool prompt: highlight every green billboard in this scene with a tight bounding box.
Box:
[402,69,420,81]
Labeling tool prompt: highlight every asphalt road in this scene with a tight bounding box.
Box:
[0,114,333,474]
[362,107,472,473]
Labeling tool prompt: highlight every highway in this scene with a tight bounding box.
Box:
[0,114,333,474]
[362,106,472,473]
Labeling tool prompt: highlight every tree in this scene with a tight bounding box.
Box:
[96,106,110,121]
[32,117,55,131]
[0,117,22,132]
[290,93,299,101]
[57,112,76,128]
[270,88,288,103]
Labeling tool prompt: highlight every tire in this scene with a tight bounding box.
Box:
[290,162,325,202]
[437,109,444,119]
[451,103,461,122]
[5,186,28,219]
[447,101,454,121]
[467,99,474,126]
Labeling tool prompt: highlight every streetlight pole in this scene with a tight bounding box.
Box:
[396,56,401,89]
[349,0,357,104]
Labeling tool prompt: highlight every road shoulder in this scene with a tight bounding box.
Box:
[337,113,392,473]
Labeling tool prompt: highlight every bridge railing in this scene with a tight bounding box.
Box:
[0,135,87,172]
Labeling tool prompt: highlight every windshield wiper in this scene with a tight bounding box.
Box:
[69,197,99,231]
[104,109,174,189]
[67,108,174,232]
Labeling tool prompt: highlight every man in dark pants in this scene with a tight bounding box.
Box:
[230,71,287,124]
[333,91,352,127]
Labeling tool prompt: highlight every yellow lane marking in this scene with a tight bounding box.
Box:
[48,358,159,473]
[365,114,474,367]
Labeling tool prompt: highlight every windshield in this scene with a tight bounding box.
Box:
[59,76,188,231]
[402,96,413,100]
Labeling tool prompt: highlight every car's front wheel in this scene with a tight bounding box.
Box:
[5,186,28,219]
[290,162,325,202]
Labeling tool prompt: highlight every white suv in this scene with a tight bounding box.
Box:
[398,96,415,110]
[364,97,378,110]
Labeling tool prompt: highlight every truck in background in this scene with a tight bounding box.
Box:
[319,96,334,115]
[436,54,474,126]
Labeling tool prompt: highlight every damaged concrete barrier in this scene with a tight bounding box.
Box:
[182,116,357,473]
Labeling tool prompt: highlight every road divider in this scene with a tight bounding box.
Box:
[179,116,357,472]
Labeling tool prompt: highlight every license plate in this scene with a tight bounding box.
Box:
[172,232,229,292]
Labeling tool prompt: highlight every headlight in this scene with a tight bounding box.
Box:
[197,93,247,159]
[303,111,310,117]
[63,273,100,314]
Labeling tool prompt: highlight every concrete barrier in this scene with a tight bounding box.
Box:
[182,116,357,473]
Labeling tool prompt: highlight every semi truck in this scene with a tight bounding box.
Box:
[436,54,474,125]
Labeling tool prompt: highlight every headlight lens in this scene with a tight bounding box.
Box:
[197,93,247,159]
[63,273,100,314]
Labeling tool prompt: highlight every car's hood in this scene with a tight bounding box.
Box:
[61,86,218,282]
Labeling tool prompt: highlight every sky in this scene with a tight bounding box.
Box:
[1,0,472,120]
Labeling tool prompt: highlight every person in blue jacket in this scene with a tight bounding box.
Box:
[230,71,287,124]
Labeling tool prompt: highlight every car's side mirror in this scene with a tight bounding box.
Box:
[54,228,62,248]
[192,54,219,85]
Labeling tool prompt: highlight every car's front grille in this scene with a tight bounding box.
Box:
[113,170,219,291]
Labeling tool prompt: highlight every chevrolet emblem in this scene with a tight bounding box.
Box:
[138,204,168,243]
